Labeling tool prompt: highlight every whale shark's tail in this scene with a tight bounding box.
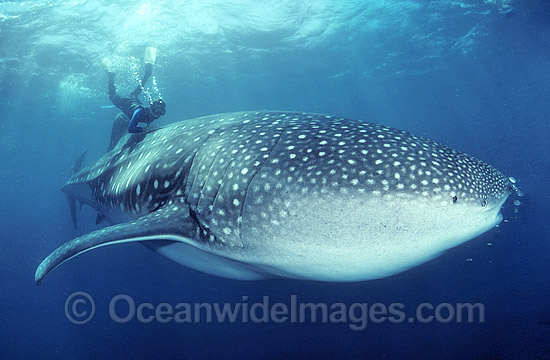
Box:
[67,150,87,229]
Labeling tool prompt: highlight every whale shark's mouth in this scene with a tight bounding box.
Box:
[487,190,512,214]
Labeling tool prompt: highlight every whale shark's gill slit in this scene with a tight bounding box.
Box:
[197,130,242,208]
[187,207,220,245]
[185,129,232,210]
[206,115,289,246]
[181,150,199,194]
[238,123,288,241]
[180,129,213,206]
[162,157,194,198]
[149,199,166,212]
[172,161,190,197]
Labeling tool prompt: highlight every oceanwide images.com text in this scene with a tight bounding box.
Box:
[65,292,485,330]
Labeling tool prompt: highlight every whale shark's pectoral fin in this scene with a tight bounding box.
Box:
[35,205,200,285]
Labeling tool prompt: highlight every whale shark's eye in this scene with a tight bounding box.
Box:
[452,196,458,203]
[481,200,488,208]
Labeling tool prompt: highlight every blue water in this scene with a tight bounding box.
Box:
[1,0,549,358]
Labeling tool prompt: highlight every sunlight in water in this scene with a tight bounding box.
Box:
[57,74,91,115]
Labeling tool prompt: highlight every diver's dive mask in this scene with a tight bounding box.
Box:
[150,99,166,117]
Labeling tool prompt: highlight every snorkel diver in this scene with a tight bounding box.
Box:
[103,47,166,151]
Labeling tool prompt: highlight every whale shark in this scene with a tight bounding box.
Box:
[35,111,512,284]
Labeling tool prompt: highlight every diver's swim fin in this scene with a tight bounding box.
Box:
[101,58,112,72]
[144,47,157,65]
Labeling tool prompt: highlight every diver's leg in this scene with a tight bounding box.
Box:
[107,73,126,109]
[107,113,130,151]
[143,63,153,84]
[130,63,153,99]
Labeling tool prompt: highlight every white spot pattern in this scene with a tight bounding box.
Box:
[65,111,510,251]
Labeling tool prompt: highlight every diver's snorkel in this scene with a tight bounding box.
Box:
[148,99,166,124]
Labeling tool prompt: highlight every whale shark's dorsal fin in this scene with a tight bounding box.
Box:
[68,150,88,230]
[71,150,88,174]
[35,203,201,285]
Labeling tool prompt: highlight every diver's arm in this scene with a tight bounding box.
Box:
[128,108,146,133]
[130,63,153,98]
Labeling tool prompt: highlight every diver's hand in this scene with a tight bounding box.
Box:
[143,126,160,133]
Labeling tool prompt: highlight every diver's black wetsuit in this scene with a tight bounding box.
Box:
[107,64,153,151]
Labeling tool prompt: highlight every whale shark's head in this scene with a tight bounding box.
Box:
[205,114,514,281]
